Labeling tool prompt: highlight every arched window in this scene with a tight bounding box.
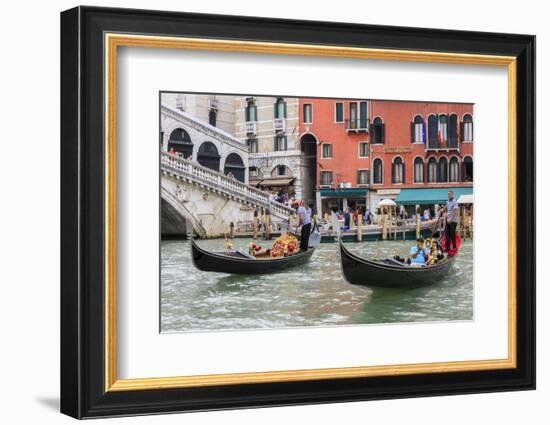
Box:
[223,153,245,182]
[438,114,448,147]
[245,100,257,121]
[274,98,286,119]
[438,157,448,182]
[373,158,383,184]
[462,156,474,182]
[427,114,438,149]
[414,157,424,183]
[272,165,289,177]
[461,114,474,142]
[427,157,437,183]
[371,117,385,144]
[208,109,217,127]
[411,115,425,143]
[392,157,404,184]
[449,114,458,148]
[449,157,460,182]
[197,142,221,171]
[168,128,193,158]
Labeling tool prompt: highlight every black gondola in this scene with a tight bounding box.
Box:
[339,239,457,289]
[191,238,317,275]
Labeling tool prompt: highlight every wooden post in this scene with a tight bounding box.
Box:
[229,222,234,239]
[416,208,420,239]
[382,206,388,240]
[264,211,271,240]
[357,216,363,242]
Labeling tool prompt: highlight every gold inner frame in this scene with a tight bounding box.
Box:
[104,33,517,392]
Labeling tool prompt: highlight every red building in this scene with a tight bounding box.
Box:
[298,98,474,215]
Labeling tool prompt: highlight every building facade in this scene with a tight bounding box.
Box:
[234,96,305,201]
[161,92,236,136]
[299,98,474,215]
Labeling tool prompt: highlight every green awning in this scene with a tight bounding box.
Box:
[320,188,368,197]
[395,187,473,205]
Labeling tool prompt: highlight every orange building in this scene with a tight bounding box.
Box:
[298,98,474,215]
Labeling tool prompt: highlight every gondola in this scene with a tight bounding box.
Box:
[339,238,458,289]
[191,236,318,275]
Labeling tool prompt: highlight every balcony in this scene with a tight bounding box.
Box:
[425,138,460,152]
[273,118,286,132]
[208,98,219,110]
[345,118,369,132]
[244,121,256,135]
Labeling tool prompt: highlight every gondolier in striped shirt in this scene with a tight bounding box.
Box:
[444,190,460,252]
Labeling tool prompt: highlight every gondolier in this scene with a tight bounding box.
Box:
[297,201,312,251]
[444,190,459,252]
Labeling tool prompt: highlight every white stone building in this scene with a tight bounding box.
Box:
[234,96,304,200]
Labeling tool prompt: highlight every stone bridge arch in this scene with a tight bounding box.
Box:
[161,186,207,238]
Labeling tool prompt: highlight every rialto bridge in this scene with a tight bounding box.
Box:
[160,106,293,238]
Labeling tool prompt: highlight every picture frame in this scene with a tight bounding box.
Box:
[60,5,535,419]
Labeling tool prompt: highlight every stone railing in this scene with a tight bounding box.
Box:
[161,152,294,219]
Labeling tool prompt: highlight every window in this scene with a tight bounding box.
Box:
[427,157,437,183]
[427,114,438,149]
[335,102,344,123]
[208,109,217,126]
[274,98,286,119]
[245,100,257,121]
[438,114,448,146]
[247,138,258,153]
[349,102,357,128]
[414,157,424,183]
[438,157,448,182]
[359,142,369,158]
[392,157,404,184]
[249,167,259,177]
[411,115,425,143]
[274,134,288,151]
[357,170,369,185]
[449,157,460,182]
[322,144,332,158]
[462,114,474,141]
[462,156,474,182]
[371,117,385,144]
[303,104,312,124]
[373,158,383,184]
[320,171,333,185]
[449,114,458,148]
[277,165,287,176]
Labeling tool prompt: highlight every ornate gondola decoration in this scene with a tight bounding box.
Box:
[191,233,319,275]
[339,238,458,289]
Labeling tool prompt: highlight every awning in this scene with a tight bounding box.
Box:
[457,194,474,204]
[257,178,295,187]
[395,187,473,205]
[320,188,368,198]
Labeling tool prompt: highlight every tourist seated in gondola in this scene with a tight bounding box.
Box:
[409,238,430,267]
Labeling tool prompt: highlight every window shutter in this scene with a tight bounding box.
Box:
[284,135,288,150]
[274,102,277,119]
[410,122,415,143]
[284,101,287,118]
[274,136,277,151]
[402,162,405,183]
[381,124,385,144]
[460,121,465,142]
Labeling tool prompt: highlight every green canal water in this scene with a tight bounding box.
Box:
[161,238,473,333]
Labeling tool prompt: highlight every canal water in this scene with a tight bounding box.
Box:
[161,238,473,333]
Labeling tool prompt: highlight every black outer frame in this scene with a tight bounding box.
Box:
[60,6,535,419]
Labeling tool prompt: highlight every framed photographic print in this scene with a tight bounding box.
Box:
[60,6,535,419]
